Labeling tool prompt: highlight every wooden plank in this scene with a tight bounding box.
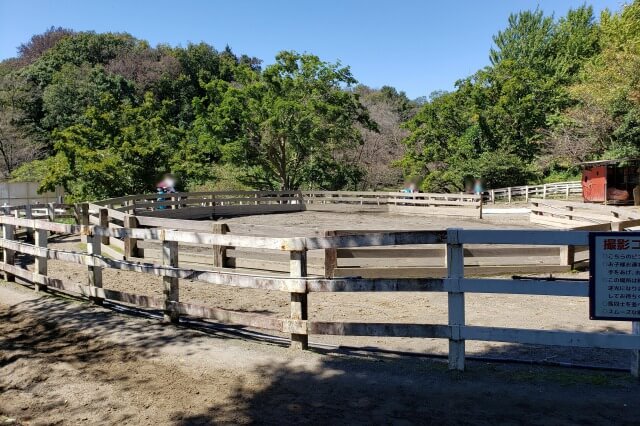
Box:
[308,322,450,338]
[34,228,47,292]
[306,277,445,292]
[87,233,103,305]
[462,326,640,350]
[324,230,337,278]
[388,205,480,218]
[212,223,229,268]
[458,229,590,246]
[172,301,290,333]
[332,265,571,279]
[2,222,15,282]
[304,231,447,250]
[454,278,588,297]
[290,250,308,349]
[162,240,179,323]
[447,230,465,371]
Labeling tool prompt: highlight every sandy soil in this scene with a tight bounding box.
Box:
[20,211,634,370]
[2,282,639,425]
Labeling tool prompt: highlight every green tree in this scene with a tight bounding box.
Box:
[189,51,376,190]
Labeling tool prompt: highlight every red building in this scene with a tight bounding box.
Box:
[580,159,640,204]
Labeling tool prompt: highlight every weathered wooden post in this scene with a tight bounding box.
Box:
[162,239,180,323]
[507,187,512,204]
[79,203,89,243]
[323,230,338,278]
[212,222,229,268]
[34,227,48,292]
[24,204,33,242]
[99,207,110,245]
[446,228,465,371]
[543,184,548,199]
[87,228,103,305]
[47,203,56,222]
[123,214,140,258]
[290,250,308,350]
[525,186,529,202]
[2,221,15,282]
[632,321,639,379]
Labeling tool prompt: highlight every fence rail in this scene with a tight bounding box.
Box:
[0,202,639,377]
[94,190,483,219]
[489,181,582,203]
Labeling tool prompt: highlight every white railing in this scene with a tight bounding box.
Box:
[489,181,582,203]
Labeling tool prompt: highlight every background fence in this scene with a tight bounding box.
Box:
[0,181,64,206]
[489,181,582,203]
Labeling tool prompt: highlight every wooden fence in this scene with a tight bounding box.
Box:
[94,190,483,219]
[489,181,582,203]
[530,198,640,229]
[0,204,639,376]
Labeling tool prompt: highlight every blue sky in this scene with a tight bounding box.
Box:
[0,0,625,98]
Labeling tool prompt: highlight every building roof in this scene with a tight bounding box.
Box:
[579,158,640,167]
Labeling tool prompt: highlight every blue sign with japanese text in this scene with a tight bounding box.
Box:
[590,232,640,321]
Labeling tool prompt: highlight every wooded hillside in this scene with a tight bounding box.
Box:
[1,1,639,200]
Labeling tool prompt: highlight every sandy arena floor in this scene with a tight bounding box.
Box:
[2,283,640,425]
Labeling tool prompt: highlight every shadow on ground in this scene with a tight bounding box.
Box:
[2,288,640,425]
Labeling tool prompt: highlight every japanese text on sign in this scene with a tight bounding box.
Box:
[590,232,640,321]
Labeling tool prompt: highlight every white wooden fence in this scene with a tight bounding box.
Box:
[0,205,639,376]
[489,181,582,203]
[0,181,64,206]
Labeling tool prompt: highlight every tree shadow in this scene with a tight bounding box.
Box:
[170,353,640,425]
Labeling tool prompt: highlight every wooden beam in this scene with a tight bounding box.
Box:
[162,240,179,323]
[212,222,229,268]
[34,228,47,292]
[290,250,308,350]
[446,229,465,371]
[2,222,15,282]
[87,233,103,305]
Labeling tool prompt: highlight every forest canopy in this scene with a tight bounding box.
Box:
[1,1,640,200]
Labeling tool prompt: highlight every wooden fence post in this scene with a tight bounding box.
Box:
[525,186,529,202]
[47,203,56,222]
[99,207,110,245]
[162,240,179,323]
[212,222,229,268]
[507,187,512,204]
[87,230,103,305]
[543,184,548,199]
[490,189,495,204]
[80,203,89,243]
[24,204,33,242]
[559,245,575,269]
[290,250,308,350]
[446,229,465,371]
[323,230,337,278]
[2,222,15,282]
[632,321,639,379]
[124,215,140,258]
[34,228,48,292]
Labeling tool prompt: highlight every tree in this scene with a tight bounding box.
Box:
[190,51,376,190]
[0,72,44,177]
[40,93,181,200]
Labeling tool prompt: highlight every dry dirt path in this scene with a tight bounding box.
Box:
[1,282,639,425]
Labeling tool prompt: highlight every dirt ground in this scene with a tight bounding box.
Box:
[2,282,640,425]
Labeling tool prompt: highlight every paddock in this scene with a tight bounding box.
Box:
[1,190,639,376]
